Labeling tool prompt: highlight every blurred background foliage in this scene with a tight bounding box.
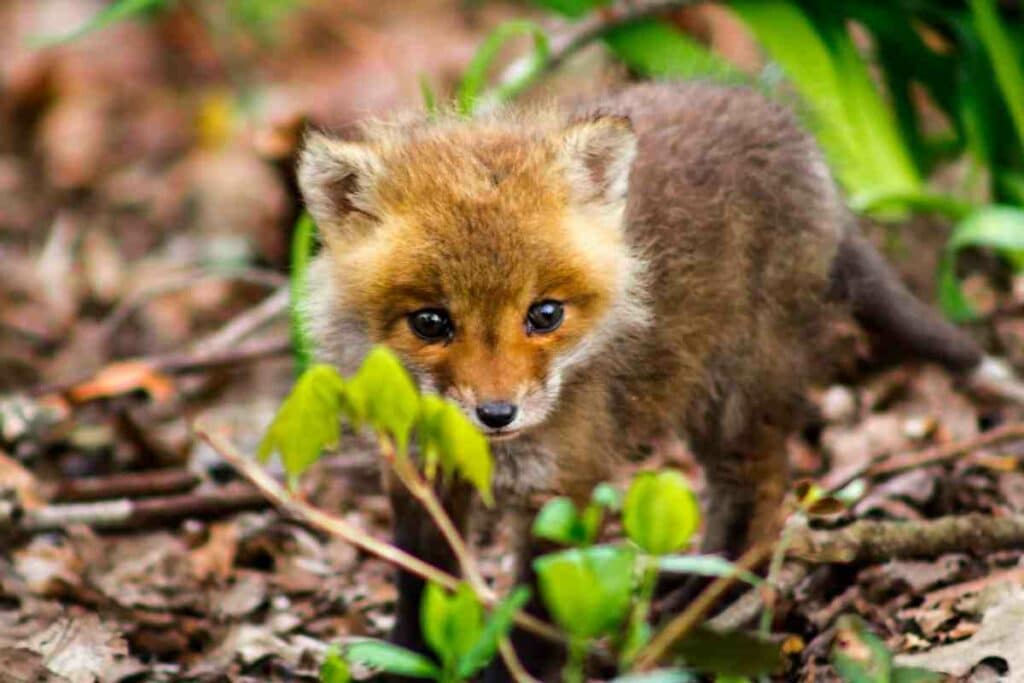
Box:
[44,0,1024,323]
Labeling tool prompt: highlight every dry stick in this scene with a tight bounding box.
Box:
[195,425,564,647]
[0,481,265,533]
[823,421,1024,493]
[384,442,540,683]
[787,512,1024,564]
[632,541,774,671]
[707,562,810,632]
[47,469,199,502]
[192,285,289,355]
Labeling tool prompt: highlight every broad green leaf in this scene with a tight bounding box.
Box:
[531,0,607,19]
[658,554,763,587]
[417,394,448,481]
[831,615,893,683]
[33,0,167,46]
[591,482,622,511]
[534,545,634,639]
[457,586,532,678]
[533,497,587,545]
[612,671,697,683]
[289,212,317,376]
[676,628,782,677]
[623,470,700,555]
[348,347,420,452]
[938,206,1024,320]
[436,401,494,505]
[970,0,1024,150]
[457,20,549,115]
[344,639,440,679]
[320,646,351,683]
[421,582,483,671]
[730,1,920,206]
[258,364,346,481]
[603,20,737,82]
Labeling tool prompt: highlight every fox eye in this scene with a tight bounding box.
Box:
[408,308,454,343]
[526,300,564,334]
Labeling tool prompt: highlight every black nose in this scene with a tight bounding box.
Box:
[476,402,518,429]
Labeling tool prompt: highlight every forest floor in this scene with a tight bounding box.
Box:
[3,1,1024,681]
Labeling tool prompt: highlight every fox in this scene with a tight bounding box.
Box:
[297,82,1018,679]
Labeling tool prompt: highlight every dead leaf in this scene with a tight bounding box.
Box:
[20,614,127,683]
[897,586,1024,677]
[190,521,239,582]
[67,360,175,404]
[0,450,46,509]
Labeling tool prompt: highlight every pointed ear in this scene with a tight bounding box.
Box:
[558,115,637,206]
[297,132,383,236]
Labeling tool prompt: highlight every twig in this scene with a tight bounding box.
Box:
[192,285,289,355]
[631,541,773,670]
[101,268,285,343]
[787,513,1024,564]
[544,0,698,73]
[148,335,290,374]
[0,481,265,533]
[195,424,564,647]
[706,563,810,632]
[822,421,1024,493]
[46,469,199,502]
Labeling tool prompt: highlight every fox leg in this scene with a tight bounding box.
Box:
[657,417,788,614]
[388,478,472,658]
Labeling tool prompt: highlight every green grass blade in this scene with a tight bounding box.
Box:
[32,0,169,46]
[457,20,549,116]
[289,212,317,376]
[602,19,738,81]
[969,0,1024,149]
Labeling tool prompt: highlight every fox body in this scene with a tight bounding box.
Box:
[298,82,986,677]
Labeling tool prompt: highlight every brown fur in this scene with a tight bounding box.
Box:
[297,82,982,678]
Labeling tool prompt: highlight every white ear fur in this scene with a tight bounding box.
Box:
[559,115,637,206]
[297,132,383,235]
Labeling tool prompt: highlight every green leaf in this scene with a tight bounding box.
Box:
[531,0,607,20]
[891,667,944,683]
[623,470,700,555]
[320,646,351,683]
[421,399,494,505]
[658,554,763,587]
[676,627,782,677]
[258,364,347,481]
[344,640,441,679]
[532,497,589,546]
[534,545,634,639]
[938,206,1024,320]
[970,0,1024,150]
[831,615,893,683]
[730,1,920,207]
[603,20,737,82]
[348,347,420,452]
[591,482,622,511]
[289,212,318,376]
[612,671,697,683]
[32,0,168,46]
[457,20,549,115]
[421,582,484,672]
[457,586,532,678]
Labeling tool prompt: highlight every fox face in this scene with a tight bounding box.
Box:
[299,113,649,438]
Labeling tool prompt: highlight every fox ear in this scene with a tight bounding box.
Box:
[559,115,636,206]
[298,132,383,236]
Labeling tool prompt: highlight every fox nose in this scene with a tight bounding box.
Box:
[475,402,518,429]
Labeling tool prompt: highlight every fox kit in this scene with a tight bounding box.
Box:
[298,82,1002,677]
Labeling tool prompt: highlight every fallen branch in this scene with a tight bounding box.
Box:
[787,513,1024,564]
[46,469,199,502]
[706,563,810,632]
[823,421,1024,493]
[0,481,265,533]
[194,423,564,647]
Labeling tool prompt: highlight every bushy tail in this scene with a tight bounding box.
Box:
[829,226,982,372]
[829,223,1024,402]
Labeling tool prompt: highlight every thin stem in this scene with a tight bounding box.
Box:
[563,638,588,683]
[620,554,659,668]
[631,541,773,670]
[194,425,563,647]
[758,519,796,635]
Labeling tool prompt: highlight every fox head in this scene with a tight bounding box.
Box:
[298,111,649,438]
